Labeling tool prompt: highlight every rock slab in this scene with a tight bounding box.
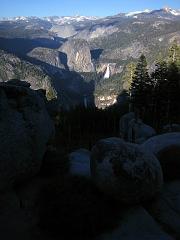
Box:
[91,137,163,204]
[0,81,54,190]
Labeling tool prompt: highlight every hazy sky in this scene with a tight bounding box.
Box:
[0,0,180,17]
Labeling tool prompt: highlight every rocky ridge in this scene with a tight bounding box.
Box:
[0,50,57,100]
[0,8,179,109]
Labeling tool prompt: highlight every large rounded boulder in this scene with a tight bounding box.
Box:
[69,148,91,178]
[162,124,180,133]
[119,112,156,143]
[128,119,156,144]
[0,81,54,190]
[142,133,180,181]
[119,112,135,140]
[91,138,163,204]
[149,181,180,238]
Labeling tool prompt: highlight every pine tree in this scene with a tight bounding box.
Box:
[130,55,153,119]
[166,41,180,124]
[151,42,180,129]
[166,62,180,124]
[151,60,169,128]
[122,62,136,93]
[168,40,180,66]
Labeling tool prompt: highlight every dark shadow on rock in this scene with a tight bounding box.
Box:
[0,37,65,56]
[104,90,130,112]
[157,146,180,181]
[4,79,31,88]
[91,48,103,61]
[52,71,95,110]
[59,52,69,70]
[116,90,130,106]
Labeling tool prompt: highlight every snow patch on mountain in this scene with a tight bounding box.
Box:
[125,9,152,17]
[44,15,99,25]
[125,8,180,17]
[0,16,39,21]
[0,8,179,23]
[164,8,180,16]
[0,15,99,24]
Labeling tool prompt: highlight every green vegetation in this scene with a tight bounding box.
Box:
[130,42,180,130]
[95,72,123,96]
[122,62,136,92]
[46,86,57,101]
[130,54,154,115]
[168,40,180,66]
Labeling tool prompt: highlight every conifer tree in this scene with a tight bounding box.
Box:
[166,62,180,124]
[151,60,169,128]
[166,41,180,124]
[122,62,136,93]
[130,54,153,119]
[151,42,180,128]
[168,40,180,66]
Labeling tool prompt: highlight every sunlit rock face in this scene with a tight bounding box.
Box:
[60,39,95,72]
[0,50,56,100]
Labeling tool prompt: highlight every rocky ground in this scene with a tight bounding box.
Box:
[0,85,180,240]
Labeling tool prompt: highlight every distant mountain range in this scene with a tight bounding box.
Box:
[0,7,179,108]
[125,8,180,17]
[1,7,180,22]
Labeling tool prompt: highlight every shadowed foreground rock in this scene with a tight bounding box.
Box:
[119,112,156,143]
[119,112,135,140]
[91,137,163,204]
[162,124,180,133]
[142,133,180,181]
[69,148,91,178]
[150,181,180,239]
[0,81,54,190]
[97,207,173,240]
[127,118,156,144]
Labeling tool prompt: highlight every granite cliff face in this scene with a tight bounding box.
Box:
[0,50,57,100]
[28,47,65,69]
[60,39,95,73]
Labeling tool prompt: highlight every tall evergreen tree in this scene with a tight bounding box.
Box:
[166,41,180,124]
[122,62,136,93]
[151,60,169,128]
[151,42,180,128]
[168,40,180,66]
[130,54,153,119]
[166,62,180,124]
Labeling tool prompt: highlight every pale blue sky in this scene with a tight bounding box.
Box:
[0,0,180,17]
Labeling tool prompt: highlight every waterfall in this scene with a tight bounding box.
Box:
[104,64,110,79]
